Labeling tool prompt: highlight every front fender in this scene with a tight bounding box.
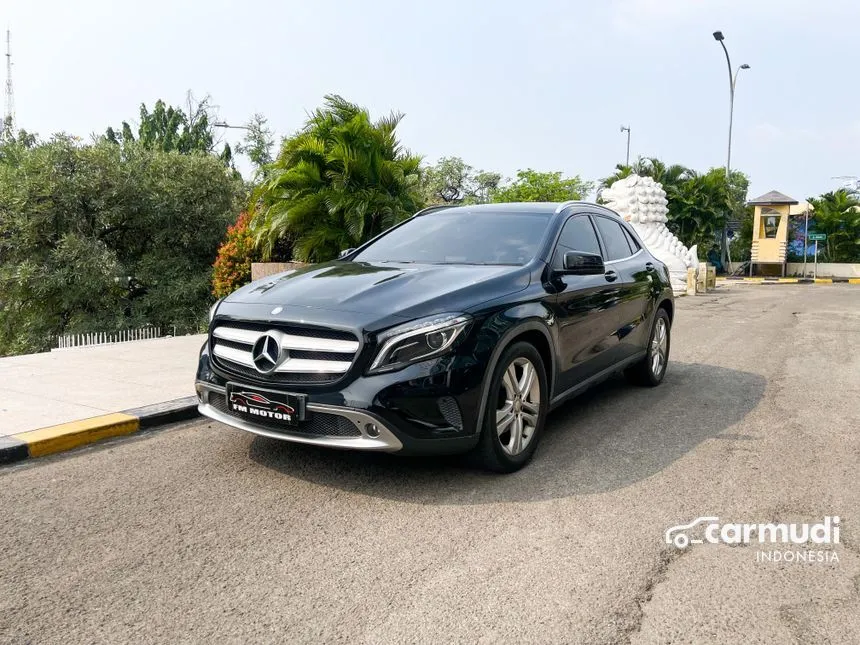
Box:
[471,302,556,435]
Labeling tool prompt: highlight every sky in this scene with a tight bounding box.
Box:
[4,0,859,201]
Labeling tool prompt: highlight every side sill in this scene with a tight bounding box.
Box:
[549,351,647,410]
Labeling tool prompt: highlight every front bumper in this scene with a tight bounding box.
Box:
[196,340,485,456]
[197,382,404,452]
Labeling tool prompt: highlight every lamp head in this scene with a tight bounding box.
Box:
[713,31,724,41]
[741,64,751,69]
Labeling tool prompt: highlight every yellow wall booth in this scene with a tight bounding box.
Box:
[748,190,798,277]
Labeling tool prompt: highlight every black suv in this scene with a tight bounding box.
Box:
[196,202,674,472]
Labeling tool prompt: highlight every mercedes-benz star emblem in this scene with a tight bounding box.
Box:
[251,333,282,373]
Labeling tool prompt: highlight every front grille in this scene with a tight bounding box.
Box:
[214,361,340,383]
[210,321,360,385]
[208,392,361,437]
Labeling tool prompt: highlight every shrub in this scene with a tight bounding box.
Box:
[0,135,240,355]
[212,212,261,298]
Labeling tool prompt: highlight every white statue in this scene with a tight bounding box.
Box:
[601,174,699,295]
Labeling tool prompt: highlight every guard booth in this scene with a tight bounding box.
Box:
[748,190,798,277]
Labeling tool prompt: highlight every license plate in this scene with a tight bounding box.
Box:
[225,383,306,426]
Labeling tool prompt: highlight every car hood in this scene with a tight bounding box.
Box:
[225,261,530,322]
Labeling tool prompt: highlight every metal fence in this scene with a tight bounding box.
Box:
[55,326,164,350]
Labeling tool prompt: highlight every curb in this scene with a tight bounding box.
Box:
[717,277,860,284]
[0,395,199,466]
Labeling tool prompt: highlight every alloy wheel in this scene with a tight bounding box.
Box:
[495,357,541,456]
[650,317,668,376]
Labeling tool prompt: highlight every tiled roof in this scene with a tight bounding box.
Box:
[748,190,798,205]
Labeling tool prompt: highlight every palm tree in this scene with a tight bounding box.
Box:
[667,169,729,249]
[251,95,423,262]
[807,190,860,262]
[600,157,692,193]
[600,157,731,250]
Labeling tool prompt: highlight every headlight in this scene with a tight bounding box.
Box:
[209,298,223,323]
[368,314,471,374]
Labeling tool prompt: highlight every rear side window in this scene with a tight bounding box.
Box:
[623,227,641,254]
[594,216,633,261]
[557,215,601,256]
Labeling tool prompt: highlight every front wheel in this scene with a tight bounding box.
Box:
[470,342,548,473]
[625,308,670,386]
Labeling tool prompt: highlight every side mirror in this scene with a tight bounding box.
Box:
[338,248,356,259]
[561,251,605,275]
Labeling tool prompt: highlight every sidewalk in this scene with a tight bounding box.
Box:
[718,277,860,284]
[0,335,205,437]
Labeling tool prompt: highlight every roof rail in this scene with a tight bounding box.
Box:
[553,200,585,213]
[554,200,623,219]
[414,204,454,217]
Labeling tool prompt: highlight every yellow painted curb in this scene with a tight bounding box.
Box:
[12,413,140,458]
[814,278,832,284]
[778,278,799,283]
[849,278,860,284]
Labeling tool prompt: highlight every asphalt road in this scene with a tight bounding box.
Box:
[2,286,859,644]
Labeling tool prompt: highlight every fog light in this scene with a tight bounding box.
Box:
[364,423,380,438]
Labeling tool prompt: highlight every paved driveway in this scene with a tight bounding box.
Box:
[0,335,205,436]
[1,286,858,643]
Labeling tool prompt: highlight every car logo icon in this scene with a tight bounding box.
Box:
[251,333,281,373]
[665,516,719,549]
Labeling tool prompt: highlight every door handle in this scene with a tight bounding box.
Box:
[645,262,655,272]
[604,269,618,282]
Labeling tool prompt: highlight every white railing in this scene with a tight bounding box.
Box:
[55,326,165,350]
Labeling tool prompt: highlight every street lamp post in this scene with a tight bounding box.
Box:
[212,121,251,132]
[713,31,750,273]
[620,125,631,167]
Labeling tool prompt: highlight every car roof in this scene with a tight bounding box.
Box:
[415,201,621,218]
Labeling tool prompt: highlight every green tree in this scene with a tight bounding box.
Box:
[666,168,730,249]
[731,204,756,263]
[601,157,747,253]
[492,169,592,203]
[806,190,860,262]
[251,95,423,262]
[0,135,240,355]
[420,156,501,205]
[237,113,275,172]
[105,93,233,165]
[0,127,38,165]
[601,157,692,194]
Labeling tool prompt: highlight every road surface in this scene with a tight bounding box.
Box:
[1,286,858,644]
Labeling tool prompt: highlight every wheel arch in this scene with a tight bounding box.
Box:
[658,297,674,324]
[473,319,556,434]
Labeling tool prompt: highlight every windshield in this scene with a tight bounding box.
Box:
[352,210,552,265]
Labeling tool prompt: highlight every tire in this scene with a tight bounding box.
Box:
[470,342,549,473]
[625,307,670,387]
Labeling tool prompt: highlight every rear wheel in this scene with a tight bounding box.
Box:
[471,342,548,473]
[625,308,670,386]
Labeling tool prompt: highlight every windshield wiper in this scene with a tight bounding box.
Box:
[433,261,521,266]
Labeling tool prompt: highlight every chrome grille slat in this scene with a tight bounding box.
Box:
[274,358,351,374]
[212,326,260,345]
[210,321,359,384]
[213,325,359,353]
[213,344,255,368]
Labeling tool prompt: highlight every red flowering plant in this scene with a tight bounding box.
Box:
[212,212,261,298]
